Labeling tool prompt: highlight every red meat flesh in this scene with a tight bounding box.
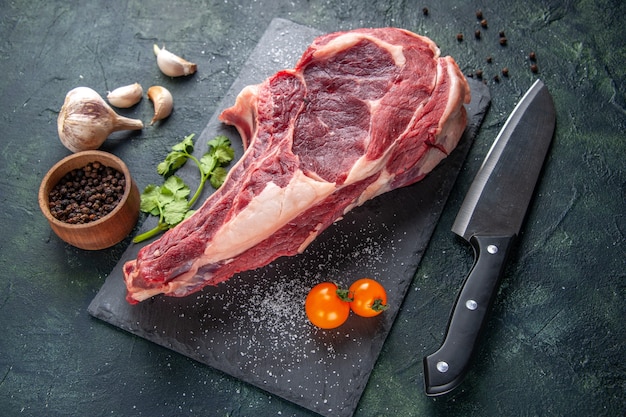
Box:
[123,28,470,303]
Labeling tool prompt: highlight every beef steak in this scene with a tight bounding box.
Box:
[123,28,470,304]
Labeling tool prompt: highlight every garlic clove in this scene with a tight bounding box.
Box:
[58,87,144,153]
[153,44,197,77]
[147,86,173,125]
[107,82,143,108]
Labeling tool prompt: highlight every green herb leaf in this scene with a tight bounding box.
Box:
[172,134,195,154]
[161,199,190,226]
[209,166,228,189]
[199,153,218,175]
[207,135,230,150]
[133,133,235,244]
[157,134,196,177]
[138,184,163,216]
[208,136,235,165]
[162,175,190,200]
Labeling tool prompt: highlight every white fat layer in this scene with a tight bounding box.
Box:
[344,152,385,186]
[296,221,325,253]
[204,170,336,263]
[130,286,170,303]
[354,169,394,207]
[130,275,201,302]
[314,32,407,67]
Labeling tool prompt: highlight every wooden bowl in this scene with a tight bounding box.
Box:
[38,150,140,250]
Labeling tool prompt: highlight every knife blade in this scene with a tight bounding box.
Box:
[423,79,556,396]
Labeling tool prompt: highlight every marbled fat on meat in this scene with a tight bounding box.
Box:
[123,28,470,304]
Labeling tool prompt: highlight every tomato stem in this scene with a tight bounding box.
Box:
[371,298,389,312]
[335,288,353,302]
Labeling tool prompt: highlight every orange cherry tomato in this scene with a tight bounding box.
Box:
[348,278,389,317]
[305,282,350,329]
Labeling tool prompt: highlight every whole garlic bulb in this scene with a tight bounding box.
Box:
[107,82,143,108]
[153,44,197,77]
[57,87,144,153]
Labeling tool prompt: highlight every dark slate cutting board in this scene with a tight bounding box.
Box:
[88,18,490,417]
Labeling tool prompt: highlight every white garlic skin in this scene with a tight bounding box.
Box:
[107,82,143,108]
[147,86,173,125]
[153,44,197,77]
[57,87,144,153]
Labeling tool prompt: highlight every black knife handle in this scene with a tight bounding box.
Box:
[423,234,514,396]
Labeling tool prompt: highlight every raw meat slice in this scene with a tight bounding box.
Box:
[123,28,470,304]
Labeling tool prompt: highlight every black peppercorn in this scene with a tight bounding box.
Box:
[486,56,493,63]
[456,33,464,41]
[530,63,539,73]
[475,30,481,39]
[422,7,429,16]
[529,51,537,61]
[476,10,483,20]
[48,162,125,224]
[480,19,488,28]
[499,37,507,46]
[502,67,509,77]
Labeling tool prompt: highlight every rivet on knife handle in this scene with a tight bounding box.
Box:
[423,234,514,396]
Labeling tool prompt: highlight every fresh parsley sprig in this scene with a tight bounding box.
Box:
[133,133,235,243]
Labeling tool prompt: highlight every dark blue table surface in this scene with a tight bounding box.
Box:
[1,1,624,416]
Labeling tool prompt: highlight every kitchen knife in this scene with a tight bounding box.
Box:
[423,79,556,396]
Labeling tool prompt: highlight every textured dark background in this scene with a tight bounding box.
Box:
[0,1,624,416]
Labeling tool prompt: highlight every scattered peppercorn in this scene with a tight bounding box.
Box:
[486,56,493,63]
[502,67,509,77]
[530,63,539,73]
[493,75,500,83]
[475,69,483,79]
[456,33,464,42]
[476,10,483,20]
[499,37,508,46]
[475,29,481,39]
[480,19,488,28]
[499,30,506,38]
[48,162,125,224]
[422,7,429,16]
[529,51,537,61]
